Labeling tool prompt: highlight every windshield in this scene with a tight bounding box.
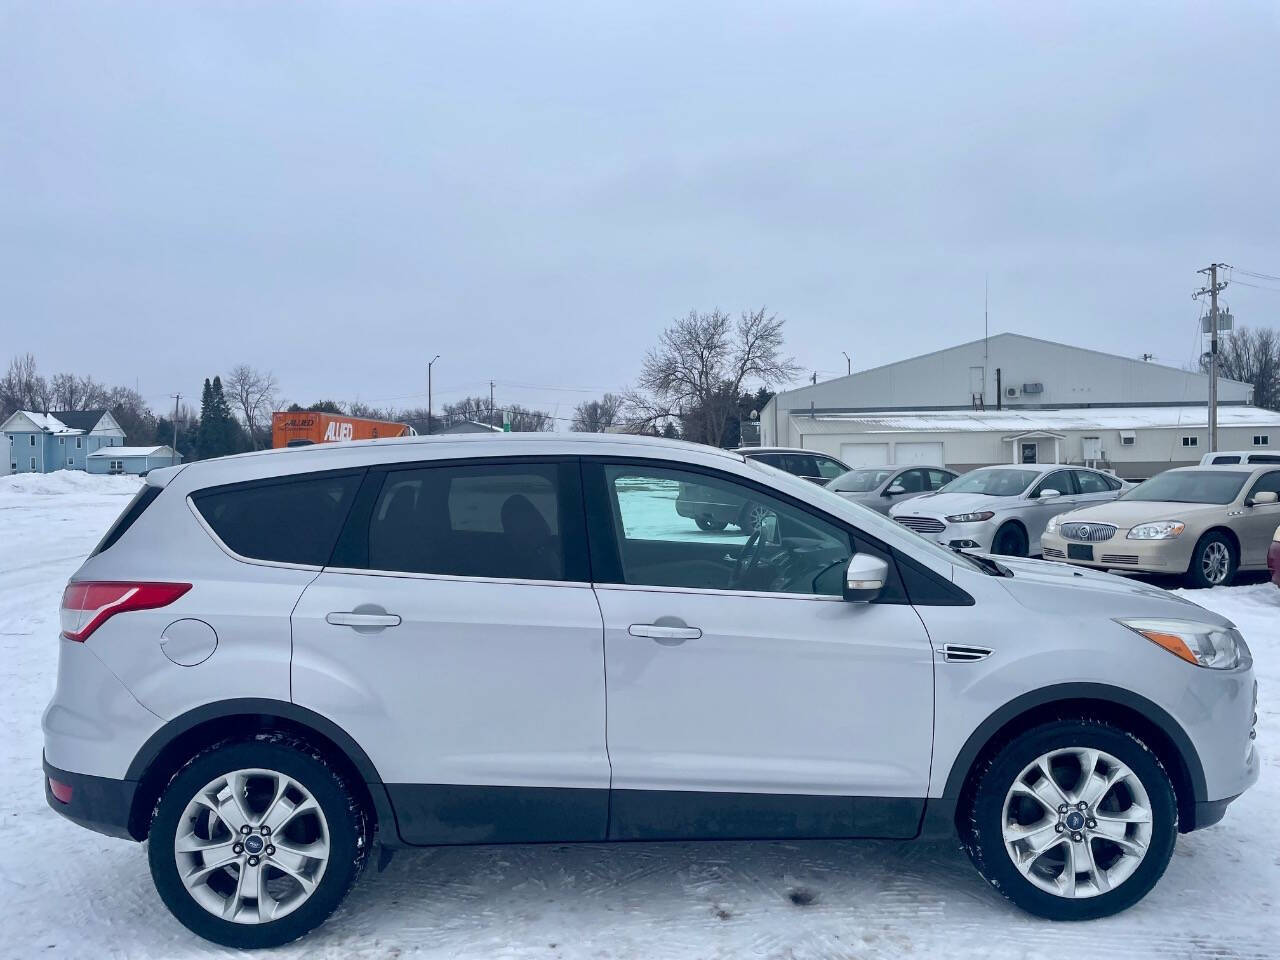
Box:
[829,468,894,493]
[1123,470,1248,505]
[940,468,1038,497]
[743,457,988,573]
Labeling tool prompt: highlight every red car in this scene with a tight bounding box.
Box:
[1270,522,1280,588]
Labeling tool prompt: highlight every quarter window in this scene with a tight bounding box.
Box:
[364,463,569,581]
[192,471,363,566]
[600,463,853,596]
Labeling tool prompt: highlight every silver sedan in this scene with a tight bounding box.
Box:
[827,464,957,515]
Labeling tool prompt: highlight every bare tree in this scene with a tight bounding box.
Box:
[0,353,50,417]
[442,395,494,428]
[1201,326,1280,412]
[630,307,800,446]
[571,393,624,432]
[225,364,280,449]
[50,372,110,411]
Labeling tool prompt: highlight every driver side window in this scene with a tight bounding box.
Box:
[599,463,852,596]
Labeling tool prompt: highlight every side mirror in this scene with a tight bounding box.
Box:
[1038,488,1061,500]
[885,484,906,496]
[1248,490,1278,506]
[844,553,889,602]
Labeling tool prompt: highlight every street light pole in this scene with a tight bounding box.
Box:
[427,355,440,435]
[841,351,851,376]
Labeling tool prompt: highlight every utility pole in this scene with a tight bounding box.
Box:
[841,351,851,376]
[489,381,496,427]
[811,371,817,385]
[427,355,440,435]
[170,393,182,452]
[1141,353,1155,362]
[1194,263,1229,453]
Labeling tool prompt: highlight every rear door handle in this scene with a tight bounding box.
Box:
[628,623,701,643]
[326,611,402,628]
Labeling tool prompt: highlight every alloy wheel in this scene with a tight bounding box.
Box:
[1001,747,1153,899]
[174,768,331,924]
[1200,541,1231,585]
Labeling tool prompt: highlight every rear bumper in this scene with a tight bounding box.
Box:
[675,499,740,525]
[43,755,140,841]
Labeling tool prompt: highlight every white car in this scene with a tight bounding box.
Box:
[889,463,1127,556]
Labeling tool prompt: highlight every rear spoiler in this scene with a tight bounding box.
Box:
[142,463,188,489]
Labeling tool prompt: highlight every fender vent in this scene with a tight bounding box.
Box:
[943,644,992,663]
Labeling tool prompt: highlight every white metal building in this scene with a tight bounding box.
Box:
[760,333,1280,480]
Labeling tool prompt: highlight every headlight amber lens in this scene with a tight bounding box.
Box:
[1117,618,1245,669]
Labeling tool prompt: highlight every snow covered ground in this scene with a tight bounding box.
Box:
[0,472,1277,959]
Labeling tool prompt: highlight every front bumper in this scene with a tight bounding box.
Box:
[1040,530,1195,574]
[892,515,1000,553]
[43,755,140,841]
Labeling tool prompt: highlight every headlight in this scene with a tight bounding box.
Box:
[1045,513,1066,535]
[946,511,995,523]
[1117,618,1248,669]
[1126,521,1186,540]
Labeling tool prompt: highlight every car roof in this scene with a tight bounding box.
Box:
[966,462,1082,475]
[734,446,821,455]
[1164,463,1269,474]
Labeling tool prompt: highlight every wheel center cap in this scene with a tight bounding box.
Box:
[244,834,265,855]
[1065,811,1086,831]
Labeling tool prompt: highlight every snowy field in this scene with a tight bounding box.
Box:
[1,472,1277,959]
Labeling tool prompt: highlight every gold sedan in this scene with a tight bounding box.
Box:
[1040,464,1280,587]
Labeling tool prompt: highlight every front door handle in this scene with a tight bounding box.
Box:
[326,611,402,629]
[628,623,701,643]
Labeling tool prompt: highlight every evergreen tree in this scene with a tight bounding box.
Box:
[197,376,240,459]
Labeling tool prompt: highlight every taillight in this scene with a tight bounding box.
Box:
[60,581,191,642]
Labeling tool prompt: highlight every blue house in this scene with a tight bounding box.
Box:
[1,409,132,474]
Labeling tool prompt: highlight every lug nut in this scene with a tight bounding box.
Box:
[1077,801,1087,810]
[240,824,252,835]
[1071,832,1084,842]
[260,825,271,836]
[1086,819,1097,829]
[232,842,244,855]
[247,855,260,867]
[1054,823,1065,833]
[1057,804,1068,814]
[265,844,276,856]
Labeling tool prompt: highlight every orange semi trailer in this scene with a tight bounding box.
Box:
[271,411,416,448]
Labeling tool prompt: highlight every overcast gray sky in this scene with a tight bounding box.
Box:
[3,1,1278,424]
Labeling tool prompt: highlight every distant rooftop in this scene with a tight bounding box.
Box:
[802,405,1280,433]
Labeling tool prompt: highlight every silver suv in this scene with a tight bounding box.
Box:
[44,433,1258,947]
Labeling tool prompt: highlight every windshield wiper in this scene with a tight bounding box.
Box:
[951,546,1013,577]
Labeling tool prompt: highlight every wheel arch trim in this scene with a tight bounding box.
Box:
[124,697,403,845]
[939,682,1208,803]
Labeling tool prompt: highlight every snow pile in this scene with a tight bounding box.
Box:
[0,481,1275,958]
[0,470,142,499]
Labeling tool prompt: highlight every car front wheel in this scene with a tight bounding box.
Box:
[1184,531,1237,588]
[990,522,1029,557]
[962,717,1177,920]
[148,734,369,948]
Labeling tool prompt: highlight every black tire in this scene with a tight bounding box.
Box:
[961,716,1177,921]
[991,522,1029,557]
[148,733,370,949]
[695,517,728,532]
[1183,530,1238,589]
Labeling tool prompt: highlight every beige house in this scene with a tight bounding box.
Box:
[760,334,1279,480]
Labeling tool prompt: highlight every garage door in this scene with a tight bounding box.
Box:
[894,442,945,465]
[839,442,890,466]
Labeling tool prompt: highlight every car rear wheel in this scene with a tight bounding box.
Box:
[991,522,1029,557]
[962,717,1176,920]
[1184,531,1237,588]
[148,734,369,948]
[695,517,728,532]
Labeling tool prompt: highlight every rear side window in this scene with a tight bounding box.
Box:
[92,484,162,556]
[360,462,575,581]
[192,471,362,566]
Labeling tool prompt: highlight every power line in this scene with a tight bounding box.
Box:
[1233,266,1280,283]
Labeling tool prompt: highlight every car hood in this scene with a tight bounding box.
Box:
[890,492,1011,517]
[989,555,1235,628]
[1056,499,1228,528]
